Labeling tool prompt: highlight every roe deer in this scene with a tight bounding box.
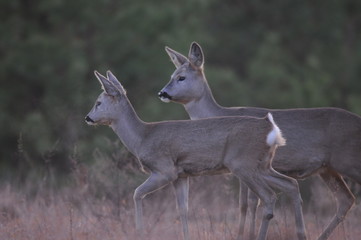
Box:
[85,70,307,240]
[158,42,361,240]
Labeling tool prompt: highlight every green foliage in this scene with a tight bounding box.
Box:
[1,0,361,180]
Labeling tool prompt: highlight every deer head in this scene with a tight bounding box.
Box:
[85,71,127,126]
[158,42,207,104]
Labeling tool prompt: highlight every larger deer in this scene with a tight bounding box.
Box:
[158,42,361,240]
[86,70,307,240]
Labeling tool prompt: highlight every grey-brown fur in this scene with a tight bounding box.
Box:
[86,70,306,240]
[159,42,361,240]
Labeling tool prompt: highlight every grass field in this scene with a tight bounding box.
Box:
[0,173,360,240]
[2,144,360,240]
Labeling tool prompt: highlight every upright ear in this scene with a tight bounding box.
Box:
[188,42,204,68]
[94,70,119,96]
[165,46,189,68]
[106,70,127,95]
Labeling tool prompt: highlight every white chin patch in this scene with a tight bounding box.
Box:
[160,97,171,103]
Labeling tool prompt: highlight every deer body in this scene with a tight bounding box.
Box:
[159,42,360,240]
[127,117,272,176]
[184,105,361,180]
[86,70,306,240]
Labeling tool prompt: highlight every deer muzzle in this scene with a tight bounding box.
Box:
[85,116,95,124]
[158,91,172,103]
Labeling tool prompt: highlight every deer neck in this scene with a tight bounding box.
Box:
[184,82,223,120]
[110,98,146,156]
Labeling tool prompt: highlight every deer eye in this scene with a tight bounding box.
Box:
[95,101,101,108]
[178,76,186,82]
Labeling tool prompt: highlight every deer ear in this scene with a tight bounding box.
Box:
[188,42,204,68]
[106,70,127,95]
[94,70,119,96]
[165,46,188,68]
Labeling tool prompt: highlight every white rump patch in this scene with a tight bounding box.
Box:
[266,113,286,147]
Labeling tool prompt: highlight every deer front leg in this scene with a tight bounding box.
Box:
[232,172,276,240]
[133,172,176,234]
[248,188,259,240]
[237,183,259,240]
[173,177,190,240]
[265,169,307,240]
[237,181,248,240]
[245,179,276,240]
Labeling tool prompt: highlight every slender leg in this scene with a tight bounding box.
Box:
[173,177,190,240]
[133,172,175,234]
[317,169,355,240]
[250,182,276,240]
[237,183,259,240]
[265,169,307,240]
[248,189,259,240]
[236,175,277,240]
[237,181,249,240]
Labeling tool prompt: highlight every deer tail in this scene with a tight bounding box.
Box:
[266,113,286,147]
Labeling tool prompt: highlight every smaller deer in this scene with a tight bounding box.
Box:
[85,70,307,240]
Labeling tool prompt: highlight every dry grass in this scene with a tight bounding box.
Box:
[0,175,360,240]
[3,143,360,240]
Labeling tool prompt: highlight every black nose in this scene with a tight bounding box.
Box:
[85,116,94,123]
[158,91,172,99]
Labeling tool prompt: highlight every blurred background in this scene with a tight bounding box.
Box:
[1,0,361,197]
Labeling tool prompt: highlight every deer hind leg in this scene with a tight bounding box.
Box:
[172,177,190,240]
[133,172,176,234]
[317,169,355,240]
[266,169,307,240]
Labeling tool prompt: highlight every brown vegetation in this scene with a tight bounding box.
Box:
[1,145,360,240]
